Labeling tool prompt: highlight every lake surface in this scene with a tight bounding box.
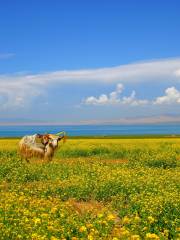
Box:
[0,124,180,137]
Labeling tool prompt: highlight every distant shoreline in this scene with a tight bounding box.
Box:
[1,115,180,127]
[0,134,180,139]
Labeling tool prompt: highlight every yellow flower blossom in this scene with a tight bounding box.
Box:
[79,226,87,232]
[122,216,130,224]
[86,223,93,228]
[88,235,94,240]
[121,228,130,236]
[51,207,58,214]
[24,217,29,222]
[146,233,160,239]
[33,218,41,225]
[107,213,116,221]
[163,229,169,236]
[97,213,103,218]
[131,235,140,240]
[134,215,141,223]
[147,216,155,224]
[51,237,59,240]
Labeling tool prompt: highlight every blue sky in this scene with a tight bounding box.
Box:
[0,0,180,124]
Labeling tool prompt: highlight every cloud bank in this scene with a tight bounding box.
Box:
[1,57,180,109]
[84,84,180,106]
[84,83,149,106]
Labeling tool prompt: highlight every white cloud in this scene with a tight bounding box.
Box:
[122,91,149,106]
[84,84,149,106]
[154,87,180,105]
[84,85,180,107]
[1,57,180,109]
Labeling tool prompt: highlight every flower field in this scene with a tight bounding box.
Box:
[0,138,180,240]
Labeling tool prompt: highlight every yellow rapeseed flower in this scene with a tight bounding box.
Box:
[17,235,22,239]
[121,229,130,236]
[122,216,130,224]
[41,213,48,218]
[147,216,155,224]
[51,207,58,214]
[31,233,44,239]
[88,235,94,240]
[134,215,141,223]
[24,217,29,222]
[51,237,59,240]
[107,213,116,221]
[33,218,41,225]
[79,226,87,233]
[19,196,25,201]
[86,223,93,228]
[131,235,140,240]
[163,229,169,237]
[146,233,160,239]
[47,226,54,231]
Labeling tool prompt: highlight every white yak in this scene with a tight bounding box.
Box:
[19,133,66,162]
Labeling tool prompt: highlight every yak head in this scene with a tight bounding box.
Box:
[37,133,66,149]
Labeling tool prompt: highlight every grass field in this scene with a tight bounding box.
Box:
[0,138,180,240]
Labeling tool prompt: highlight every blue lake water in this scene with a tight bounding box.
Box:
[0,124,180,137]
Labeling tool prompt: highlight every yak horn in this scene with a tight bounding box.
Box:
[55,131,66,136]
[55,131,67,143]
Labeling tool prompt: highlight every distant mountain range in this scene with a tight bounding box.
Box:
[80,115,180,125]
[0,115,180,125]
